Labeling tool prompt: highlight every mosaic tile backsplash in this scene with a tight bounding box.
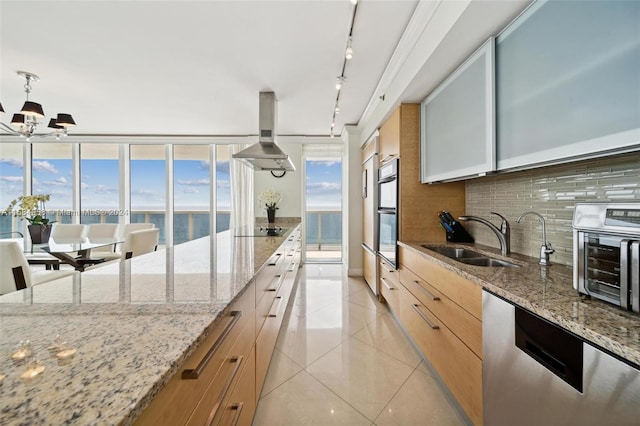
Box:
[464,152,640,266]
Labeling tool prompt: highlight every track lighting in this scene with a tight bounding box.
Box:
[345,38,354,60]
[335,106,340,114]
[351,0,358,5]
[335,77,345,91]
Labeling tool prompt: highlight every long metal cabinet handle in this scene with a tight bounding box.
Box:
[381,277,394,290]
[621,240,630,309]
[230,402,244,426]
[182,311,242,380]
[631,241,640,313]
[267,274,284,292]
[205,355,244,426]
[268,296,283,317]
[412,304,439,330]
[413,280,440,301]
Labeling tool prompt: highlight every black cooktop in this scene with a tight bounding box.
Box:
[234,226,289,237]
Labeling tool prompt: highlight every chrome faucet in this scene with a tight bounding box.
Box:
[516,211,554,265]
[458,212,511,256]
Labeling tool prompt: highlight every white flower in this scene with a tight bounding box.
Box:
[258,188,282,210]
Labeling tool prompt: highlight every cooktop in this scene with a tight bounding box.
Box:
[234,226,289,237]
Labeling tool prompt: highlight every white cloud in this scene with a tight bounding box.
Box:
[0,158,23,168]
[32,161,59,174]
[44,176,69,186]
[80,182,90,189]
[307,182,341,192]
[0,176,23,182]
[217,179,230,189]
[183,187,199,194]
[177,179,209,186]
[310,160,339,167]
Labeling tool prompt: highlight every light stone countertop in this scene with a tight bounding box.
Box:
[399,241,640,367]
[0,225,299,426]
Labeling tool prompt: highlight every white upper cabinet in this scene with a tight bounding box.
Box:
[496,0,640,170]
[420,38,495,183]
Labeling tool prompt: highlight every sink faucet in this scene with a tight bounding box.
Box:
[458,212,510,256]
[516,211,554,266]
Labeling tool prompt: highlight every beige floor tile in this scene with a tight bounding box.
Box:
[306,299,383,337]
[260,348,303,397]
[352,312,422,368]
[253,370,371,426]
[374,369,466,426]
[417,360,432,375]
[345,287,389,314]
[306,338,414,421]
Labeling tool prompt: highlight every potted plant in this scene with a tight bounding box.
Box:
[258,188,282,225]
[3,194,55,244]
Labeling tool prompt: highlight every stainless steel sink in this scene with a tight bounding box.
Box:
[421,245,483,259]
[422,245,519,268]
[458,258,519,268]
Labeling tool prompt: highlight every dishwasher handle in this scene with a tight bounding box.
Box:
[515,306,584,392]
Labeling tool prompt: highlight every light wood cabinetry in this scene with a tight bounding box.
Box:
[361,136,378,294]
[378,104,466,243]
[136,226,302,426]
[380,245,483,425]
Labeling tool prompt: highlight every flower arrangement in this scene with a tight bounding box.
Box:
[3,194,55,225]
[258,188,282,211]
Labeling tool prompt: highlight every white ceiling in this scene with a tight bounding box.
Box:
[0,0,531,140]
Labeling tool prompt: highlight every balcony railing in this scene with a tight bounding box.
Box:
[306,209,342,253]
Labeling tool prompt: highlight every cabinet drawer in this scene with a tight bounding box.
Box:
[400,265,482,358]
[379,257,399,288]
[135,284,255,426]
[379,274,402,316]
[256,273,285,334]
[216,346,256,426]
[187,310,256,426]
[400,288,482,425]
[400,246,482,320]
[363,248,376,294]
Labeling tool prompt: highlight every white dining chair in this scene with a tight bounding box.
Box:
[120,223,154,239]
[123,228,160,259]
[87,223,120,257]
[0,241,78,295]
[50,224,87,242]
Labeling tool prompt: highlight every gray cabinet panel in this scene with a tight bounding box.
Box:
[496,0,640,170]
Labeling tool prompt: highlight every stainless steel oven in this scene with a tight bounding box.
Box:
[378,159,398,268]
[573,202,640,312]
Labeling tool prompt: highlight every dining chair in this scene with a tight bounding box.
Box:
[123,228,160,259]
[121,223,154,239]
[87,223,120,255]
[0,241,78,295]
[50,223,87,242]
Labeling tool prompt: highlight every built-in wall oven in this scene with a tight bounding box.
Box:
[378,158,399,268]
[573,202,640,312]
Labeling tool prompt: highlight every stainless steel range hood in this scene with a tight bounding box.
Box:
[232,92,296,172]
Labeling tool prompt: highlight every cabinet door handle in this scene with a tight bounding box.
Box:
[288,262,296,271]
[230,402,244,426]
[268,296,283,317]
[205,355,244,426]
[267,274,284,292]
[412,304,439,330]
[182,311,242,380]
[413,281,440,301]
[381,277,395,290]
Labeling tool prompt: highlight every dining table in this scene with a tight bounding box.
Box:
[29,237,123,272]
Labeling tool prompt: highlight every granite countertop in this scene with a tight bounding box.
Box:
[0,225,299,426]
[399,241,640,367]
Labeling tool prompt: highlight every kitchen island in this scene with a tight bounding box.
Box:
[0,225,300,425]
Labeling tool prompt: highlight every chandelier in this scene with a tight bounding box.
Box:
[0,71,76,141]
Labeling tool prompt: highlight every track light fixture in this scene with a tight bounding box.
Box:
[335,77,345,91]
[0,71,76,141]
[345,38,354,60]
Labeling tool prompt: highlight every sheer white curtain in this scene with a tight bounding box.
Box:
[229,144,254,230]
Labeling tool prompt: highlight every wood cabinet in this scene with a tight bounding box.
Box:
[136,225,302,426]
[361,136,378,294]
[380,245,483,425]
[378,103,466,243]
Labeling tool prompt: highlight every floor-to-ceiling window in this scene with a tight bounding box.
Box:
[304,145,343,262]
[216,145,231,233]
[0,143,23,235]
[80,144,119,224]
[173,145,211,244]
[130,145,166,245]
[32,143,73,224]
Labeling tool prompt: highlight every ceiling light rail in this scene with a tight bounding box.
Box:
[330,0,359,138]
[0,71,76,141]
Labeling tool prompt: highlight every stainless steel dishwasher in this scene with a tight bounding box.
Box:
[483,290,640,425]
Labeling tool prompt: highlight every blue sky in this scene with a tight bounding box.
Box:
[1,155,339,212]
[306,160,341,209]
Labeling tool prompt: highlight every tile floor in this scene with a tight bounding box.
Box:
[253,264,468,425]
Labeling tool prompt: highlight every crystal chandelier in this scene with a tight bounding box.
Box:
[0,71,76,141]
